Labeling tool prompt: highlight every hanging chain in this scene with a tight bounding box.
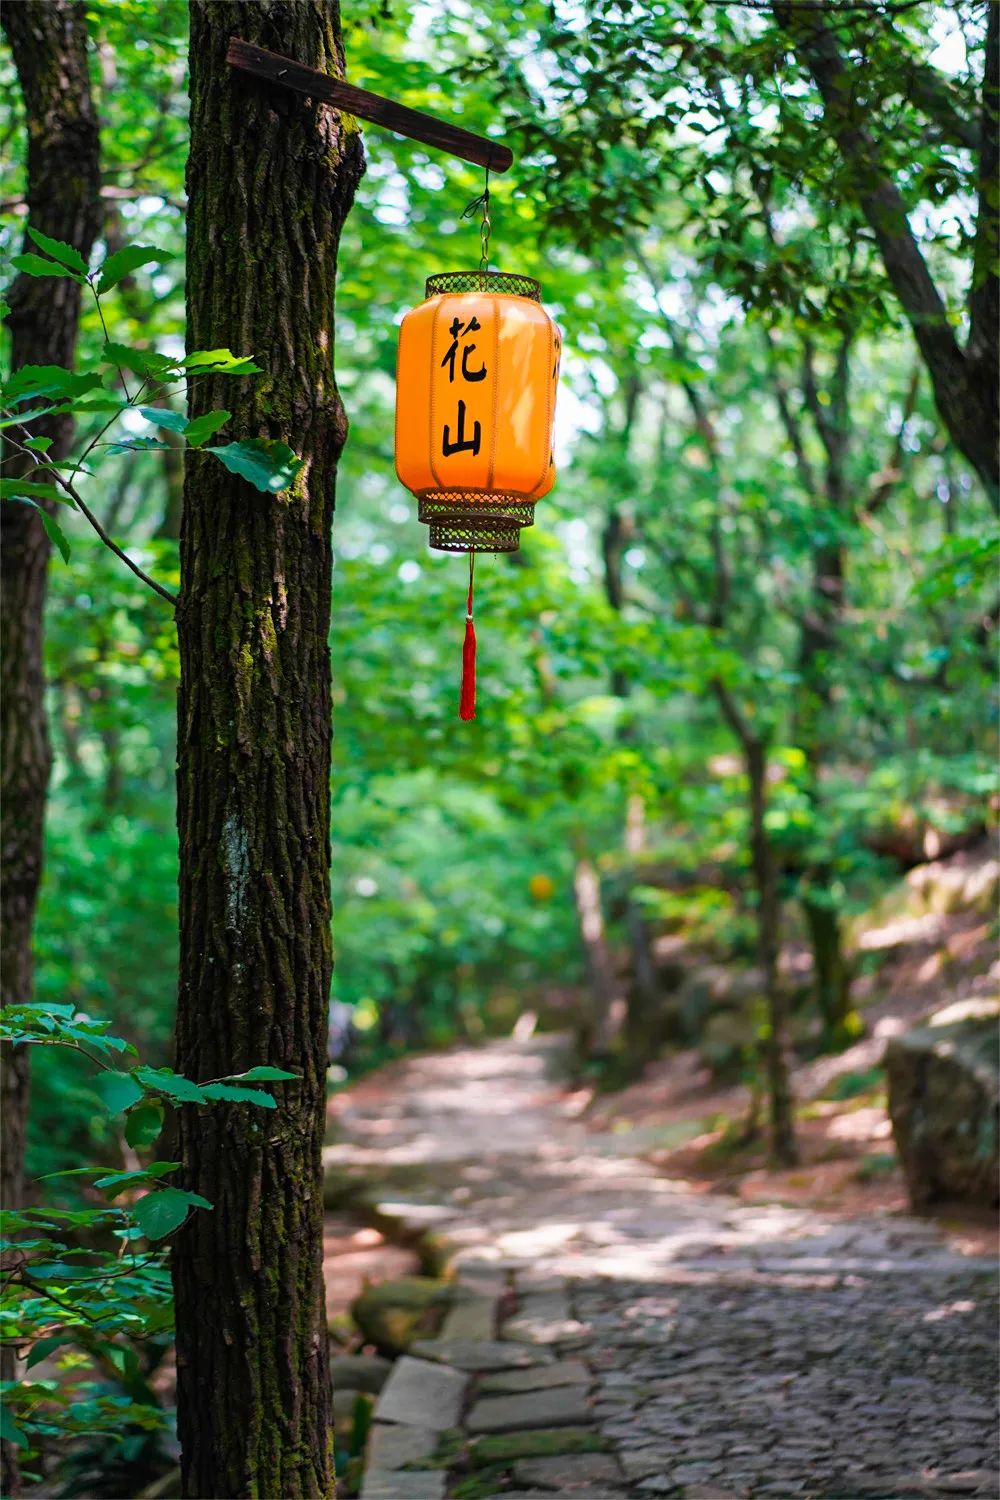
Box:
[461,164,492,271]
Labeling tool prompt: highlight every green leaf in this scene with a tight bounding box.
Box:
[24,435,53,453]
[3,366,102,403]
[137,406,188,434]
[97,244,174,292]
[0,1408,28,1448]
[94,1163,180,1196]
[0,406,60,427]
[130,1186,211,1241]
[39,509,71,563]
[95,1071,144,1115]
[27,227,89,275]
[131,1188,194,1241]
[102,342,179,379]
[183,409,231,446]
[26,1335,74,1370]
[176,1189,213,1210]
[8,498,72,563]
[199,1083,276,1108]
[0,480,74,512]
[206,439,303,494]
[124,1099,164,1150]
[10,252,84,281]
[184,349,263,375]
[135,1067,206,1104]
[220,1067,299,1082]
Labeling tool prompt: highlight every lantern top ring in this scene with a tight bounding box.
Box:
[425,270,542,302]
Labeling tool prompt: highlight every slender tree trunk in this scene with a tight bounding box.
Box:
[171,4,362,1495]
[745,738,798,1166]
[572,850,626,1058]
[714,680,798,1165]
[0,6,100,1494]
[802,892,851,1039]
[622,793,662,1065]
[792,335,853,1042]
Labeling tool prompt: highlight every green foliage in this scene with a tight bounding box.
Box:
[2,235,303,558]
[0,999,282,1476]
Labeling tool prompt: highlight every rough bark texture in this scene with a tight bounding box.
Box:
[775,3,999,503]
[171,4,363,1496]
[1,6,100,1494]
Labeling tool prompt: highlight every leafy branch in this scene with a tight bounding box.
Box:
[3,228,307,602]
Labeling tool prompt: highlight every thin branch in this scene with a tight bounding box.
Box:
[711,675,756,752]
[4,432,178,606]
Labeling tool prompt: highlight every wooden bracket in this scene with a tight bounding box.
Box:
[226,39,513,173]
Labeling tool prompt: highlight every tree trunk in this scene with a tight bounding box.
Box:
[746,737,798,1166]
[171,4,362,1495]
[0,5,100,1494]
[572,852,626,1058]
[622,794,662,1067]
[802,891,851,1040]
[792,335,853,1043]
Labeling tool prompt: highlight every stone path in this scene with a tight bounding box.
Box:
[325,1037,998,1500]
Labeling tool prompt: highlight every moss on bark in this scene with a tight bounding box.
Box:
[172,4,363,1495]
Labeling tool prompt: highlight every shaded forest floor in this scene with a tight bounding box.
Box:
[324,1028,998,1498]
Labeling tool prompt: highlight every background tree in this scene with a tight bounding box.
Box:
[1,5,100,1491]
[171,2,363,1495]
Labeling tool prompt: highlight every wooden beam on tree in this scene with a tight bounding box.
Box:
[226,38,514,173]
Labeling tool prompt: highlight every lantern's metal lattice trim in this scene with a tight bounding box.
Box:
[418,492,536,554]
[425,271,542,302]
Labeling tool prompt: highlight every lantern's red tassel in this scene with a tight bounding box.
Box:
[459,553,476,721]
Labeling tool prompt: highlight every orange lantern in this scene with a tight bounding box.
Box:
[395,268,561,719]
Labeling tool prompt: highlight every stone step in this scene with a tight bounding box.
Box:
[359,1472,447,1500]
[367,1422,439,1471]
[467,1384,594,1434]
[374,1355,468,1431]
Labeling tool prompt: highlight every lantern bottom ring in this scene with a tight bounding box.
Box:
[417,494,536,554]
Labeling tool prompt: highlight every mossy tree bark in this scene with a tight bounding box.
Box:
[172,4,363,1496]
[0,6,100,1494]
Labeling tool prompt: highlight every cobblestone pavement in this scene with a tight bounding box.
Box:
[325,1037,999,1500]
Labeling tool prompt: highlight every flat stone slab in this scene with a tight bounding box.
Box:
[411,1338,552,1372]
[360,1471,447,1500]
[479,1358,591,1394]
[374,1356,467,1431]
[367,1422,440,1471]
[438,1293,498,1341]
[468,1384,593,1433]
[514,1452,623,1488]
